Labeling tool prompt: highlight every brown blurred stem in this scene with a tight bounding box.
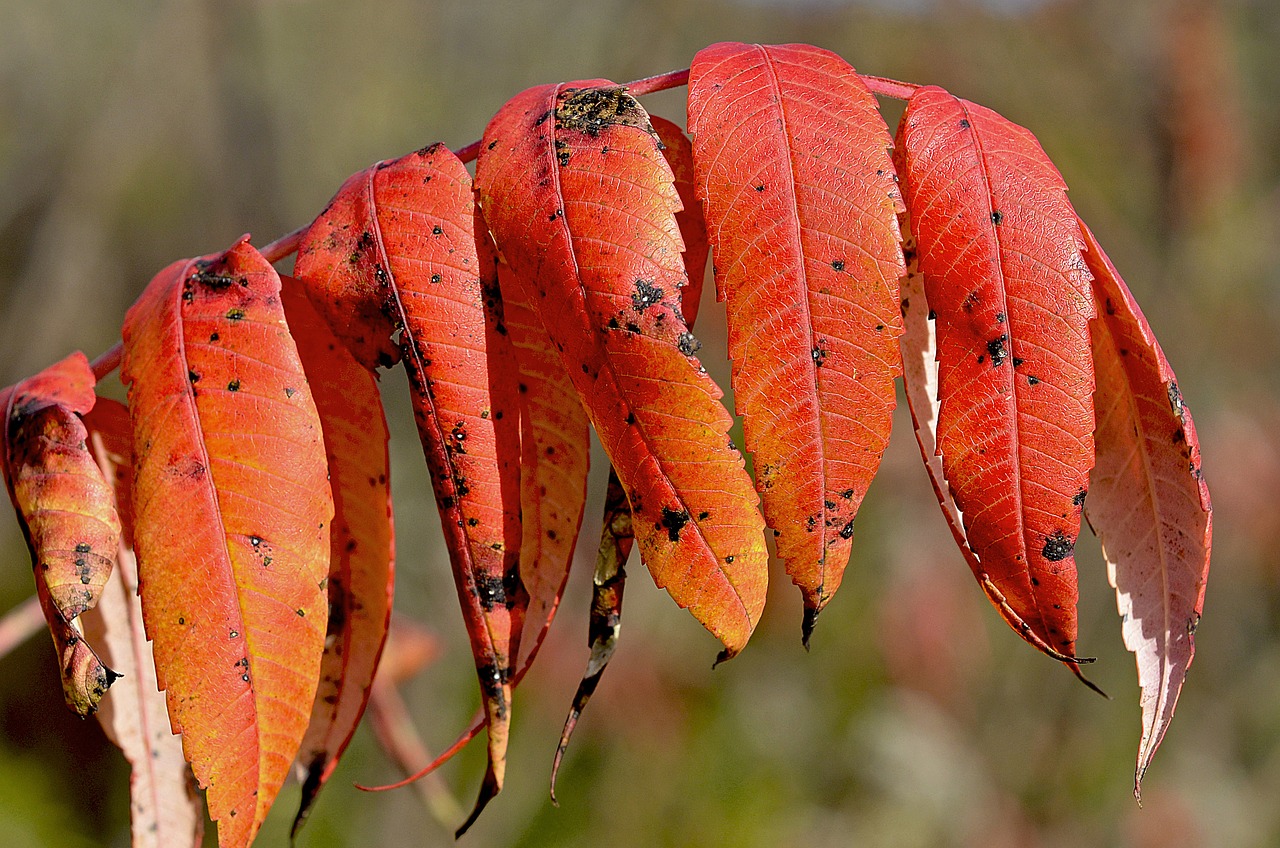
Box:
[0,595,43,663]
[549,468,632,804]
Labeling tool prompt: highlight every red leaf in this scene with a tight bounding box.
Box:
[80,398,204,848]
[895,86,1096,667]
[280,276,395,837]
[1080,221,1212,797]
[0,352,121,716]
[121,237,334,848]
[476,80,769,658]
[688,42,905,639]
[296,145,525,833]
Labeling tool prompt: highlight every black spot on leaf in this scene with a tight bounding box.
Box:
[632,279,664,312]
[1042,531,1074,562]
[659,507,690,542]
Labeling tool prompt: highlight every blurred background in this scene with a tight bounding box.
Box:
[0,0,1275,845]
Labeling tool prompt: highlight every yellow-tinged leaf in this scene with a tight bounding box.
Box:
[121,236,333,848]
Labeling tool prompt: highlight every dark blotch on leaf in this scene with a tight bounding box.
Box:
[1042,531,1074,562]
[632,278,664,312]
[677,332,701,356]
[987,334,1009,367]
[659,507,690,542]
[473,574,508,611]
[555,86,652,137]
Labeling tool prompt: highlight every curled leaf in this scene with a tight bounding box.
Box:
[1080,221,1212,798]
[0,351,121,716]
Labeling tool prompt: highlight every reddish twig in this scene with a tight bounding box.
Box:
[861,74,920,101]
[259,223,308,264]
[625,67,691,98]
[90,342,124,381]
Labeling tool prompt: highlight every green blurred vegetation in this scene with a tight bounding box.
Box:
[1,0,1277,845]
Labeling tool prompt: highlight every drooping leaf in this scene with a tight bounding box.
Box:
[400,120,711,783]
[549,151,708,790]
[550,468,631,801]
[295,145,526,834]
[120,237,333,848]
[477,80,768,659]
[649,115,710,325]
[895,86,1096,668]
[1079,221,1212,797]
[688,42,905,642]
[79,398,204,848]
[280,276,395,839]
[497,256,590,678]
[0,352,121,716]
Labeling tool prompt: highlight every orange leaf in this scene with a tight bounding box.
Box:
[80,398,204,848]
[296,145,525,832]
[476,80,768,658]
[895,86,1096,668]
[1080,221,1212,797]
[497,257,590,678]
[0,352,121,716]
[280,277,395,838]
[688,42,905,640]
[121,237,333,848]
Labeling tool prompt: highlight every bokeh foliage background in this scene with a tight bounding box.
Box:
[1,0,1277,845]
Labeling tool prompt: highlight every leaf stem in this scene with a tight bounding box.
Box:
[861,74,919,101]
[90,342,124,381]
[455,140,481,165]
[260,223,308,264]
[625,67,691,97]
[0,595,43,663]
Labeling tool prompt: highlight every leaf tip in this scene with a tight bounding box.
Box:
[801,605,821,651]
[1068,661,1110,700]
[455,764,501,838]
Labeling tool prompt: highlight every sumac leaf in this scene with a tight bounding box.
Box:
[80,398,204,848]
[280,277,395,838]
[121,237,333,848]
[1080,221,1212,797]
[296,145,525,834]
[0,351,121,716]
[895,86,1096,668]
[477,80,768,658]
[688,42,905,641]
[497,257,590,678]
